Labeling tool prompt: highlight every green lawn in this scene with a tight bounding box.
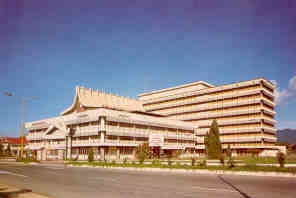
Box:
[67,161,296,174]
[234,156,296,164]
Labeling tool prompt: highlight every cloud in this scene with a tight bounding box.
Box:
[289,76,296,90]
[274,75,296,105]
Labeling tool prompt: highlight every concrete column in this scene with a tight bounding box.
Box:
[117,147,120,160]
[132,148,136,159]
[58,150,64,160]
[37,150,42,161]
[100,132,105,143]
[99,116,106,131]
[100,147,105,160]
[42,149,47,161]
[66,136,72,160]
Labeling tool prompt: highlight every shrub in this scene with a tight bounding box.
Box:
[123,158,128,165]
[73,155,79,161]
[6,145,11,156]
[152,159,161,166]
[0,144,3,155]
[191,157,196,166]
[226,145,232,158]
[219,154,225,166]
[111,160,116,165]
[227,157,235,168]
[199,159,207,167]
[168,158,172,166]
[172,150,182,159]
[136,143,151,164]
[88,149,94,162]
[277,152,286,168]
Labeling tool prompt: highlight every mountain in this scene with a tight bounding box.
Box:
[277,129,296,144]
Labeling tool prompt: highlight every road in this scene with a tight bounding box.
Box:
[0,162,296,198]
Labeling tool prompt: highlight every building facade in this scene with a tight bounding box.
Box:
[139,78,284,156]
[25,78,285,161]
[25,87,197,161]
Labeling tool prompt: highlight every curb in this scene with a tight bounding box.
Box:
[67,164,296,178]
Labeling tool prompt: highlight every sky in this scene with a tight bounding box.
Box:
[0,0,296,137]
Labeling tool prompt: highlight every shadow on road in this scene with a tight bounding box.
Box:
[217,175,252,198]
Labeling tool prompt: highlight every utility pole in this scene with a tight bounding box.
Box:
[4,92,38,159]
[21,98,24,158]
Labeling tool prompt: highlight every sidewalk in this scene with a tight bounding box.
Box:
[0,184,50,198]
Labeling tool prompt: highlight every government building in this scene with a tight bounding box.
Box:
[25,78,285,161]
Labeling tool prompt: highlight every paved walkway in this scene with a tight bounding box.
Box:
[0,183,50,198]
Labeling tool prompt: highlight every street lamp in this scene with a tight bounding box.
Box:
[4,92,38,159]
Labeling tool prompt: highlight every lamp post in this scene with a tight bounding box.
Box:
[4,92,38,159]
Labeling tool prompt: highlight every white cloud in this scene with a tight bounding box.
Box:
[289,76,296,90]
[274,75,296,105]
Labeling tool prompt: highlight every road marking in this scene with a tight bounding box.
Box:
[0,170,28,178]
[192,186,237,193]
[45,167,65,170]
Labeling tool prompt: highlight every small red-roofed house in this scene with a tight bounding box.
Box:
[0,136,27,156]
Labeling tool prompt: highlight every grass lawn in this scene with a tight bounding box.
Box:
[67,161,296,174]
[234,156,296,164]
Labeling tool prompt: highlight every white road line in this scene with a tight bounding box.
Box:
[45,167,65,170]
[0,170,28,178]
[192,186,237,193]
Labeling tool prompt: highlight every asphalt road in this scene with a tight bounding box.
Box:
[0,163,296,198]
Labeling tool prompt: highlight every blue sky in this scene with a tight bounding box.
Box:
[0,0,296,136]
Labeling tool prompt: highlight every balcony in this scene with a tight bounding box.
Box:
[44,135,65,140]
[73,126,99,137]
[162,142,195,149]
[142,79,264,105]
[27,143,45,150]
[104,139,138,146]
[180,109,261,121]
[45,143,66,150]
[197,136,276,144]
[158,98,265,116]
[72,139,100,147]
[197,127,263,136]
[106,126,149,138]
[147,89,264,111]
[179,107,276,121]
[26,134,44,141]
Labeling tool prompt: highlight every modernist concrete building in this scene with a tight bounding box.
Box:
[25,87,197,161]
[26,78,285,161]
[139,78,284,156]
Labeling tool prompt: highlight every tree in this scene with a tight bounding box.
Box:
[0,144,3,155]
[205,120,222,159]
[136,143,151,164]
[277,152,285,168]
[226,145,235,168]
[6,144,11,156]
[88,149,94,162]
